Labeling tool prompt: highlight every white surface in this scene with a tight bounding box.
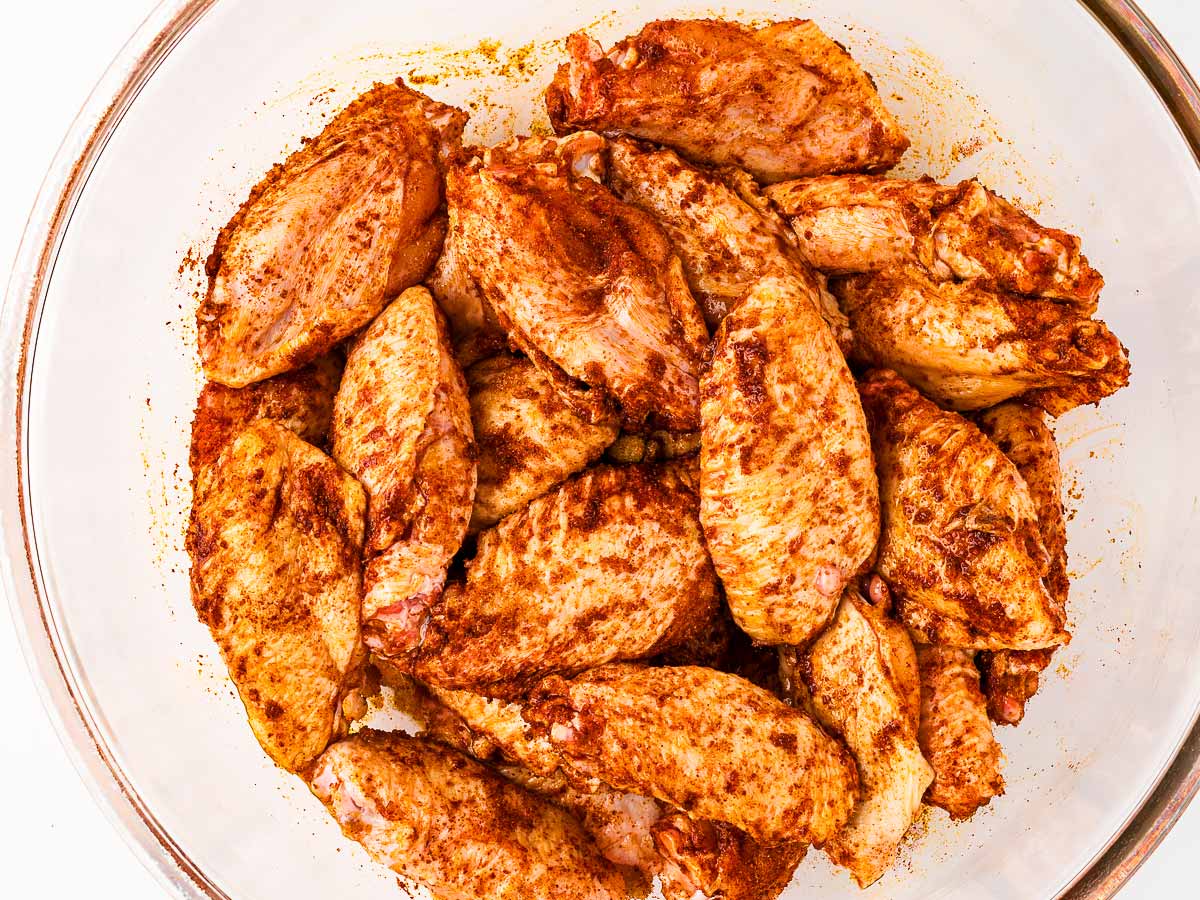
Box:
[1,1,1198,898]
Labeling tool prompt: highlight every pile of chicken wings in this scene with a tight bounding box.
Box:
[186,17,1129,898]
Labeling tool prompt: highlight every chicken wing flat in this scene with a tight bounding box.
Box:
[606,136,850,344]
[374,463,719,693]
[331,287,476,647]
[701,274,879,645]
[524,664,859,846]
[447,132,707,430]
[467,352,618,531]
[310,732,626,900]
[859,370,1068,650]
[767,175,1104,308]
[186,421,365,773]
[916,646,1005,820]
[835,267,1129,414]
[801,590,933,887]
[199,81,465,387]
[188,351,342,474]
[546,19,908,183]
[976,402,1070,725]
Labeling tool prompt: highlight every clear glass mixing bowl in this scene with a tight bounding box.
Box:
[4,1,1200,897]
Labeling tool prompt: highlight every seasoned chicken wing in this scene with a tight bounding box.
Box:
[467,353,618,531]
[374,463,719,694]
[186,421,365,773]
[199,81,465,387]
[188,351,342,474]
[977,402,1070,725]
[767,175,1104,308]
[310,732,625,900]
[524,664,859,846]
[835,267,1130,414]
[701,274,879,645]
[859,370,1068,650]
[331,287,475,651]
[606,136,849,344]
[916,646,1005,820]
[547,19,908,183]
[447,132,707,430]
[800,590,933,887]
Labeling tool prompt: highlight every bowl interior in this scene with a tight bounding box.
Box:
[16,0,1200,897]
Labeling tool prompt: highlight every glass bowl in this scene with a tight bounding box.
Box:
[4,1,1200,897]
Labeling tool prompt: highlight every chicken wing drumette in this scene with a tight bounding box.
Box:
[310,732,626,900]
[767,175,1104,308]
[466,352,618,532]
[834,267,1129,414]
[547,19,908,183]
[187,421,365,773]
[606,136,849,344]
[524,664,859,846]
[916,645,1006,819]
[331,286,476,651]
[701,274,879,645]
[447,132,707,430]
[798,589,933,887]
[375,463,718,694]
[199,81,465,386]
[859,370,1069,650]
[976,402,1070,724]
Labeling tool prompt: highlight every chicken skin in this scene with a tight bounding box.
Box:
[547,19,908,183]
[767,175,1104,308]
[466,353,618,532]
[701,274,879,645]
[800,590,933,887]
[186,421,365,773]
[524,664,859,846]
[447,132,708,431]
[310,732,626,900]
[374,463,719,694]
[976,402,1070,725]
[916,646,1005,820]
[199,81,465,387]
[859,370,1068,650]
[188,351,342,474]
[606,136,850,344]
[834,267,1130,414]
[331,287,476,650]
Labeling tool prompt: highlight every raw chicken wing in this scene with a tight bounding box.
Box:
[859,370,1068,650]
[547,19,908,183]
[199,81,465,386]
[701,274,879,645]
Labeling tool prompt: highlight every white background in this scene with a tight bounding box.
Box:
[1,1,1197,897]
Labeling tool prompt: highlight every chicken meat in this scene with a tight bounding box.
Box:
[701,274,879,645]
[188,351,342,474]
[767,175,1104,308]
[976,402,1070,725]
[606,136,850,344]
[372,463,719,694]
[523,663,859,846]
[916,645,1006,820]
[310,732,626,900]
[859,369,1069,650]
[466,352,618,532]
[834,266,1129,414]
[186,420,366,773]
[546,19,908,183]
[447,132,708,431]
[198,81,465,387]
[330,286,476,651]
[799,589,933,887]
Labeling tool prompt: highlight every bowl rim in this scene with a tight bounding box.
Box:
[2,1,1198,897]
